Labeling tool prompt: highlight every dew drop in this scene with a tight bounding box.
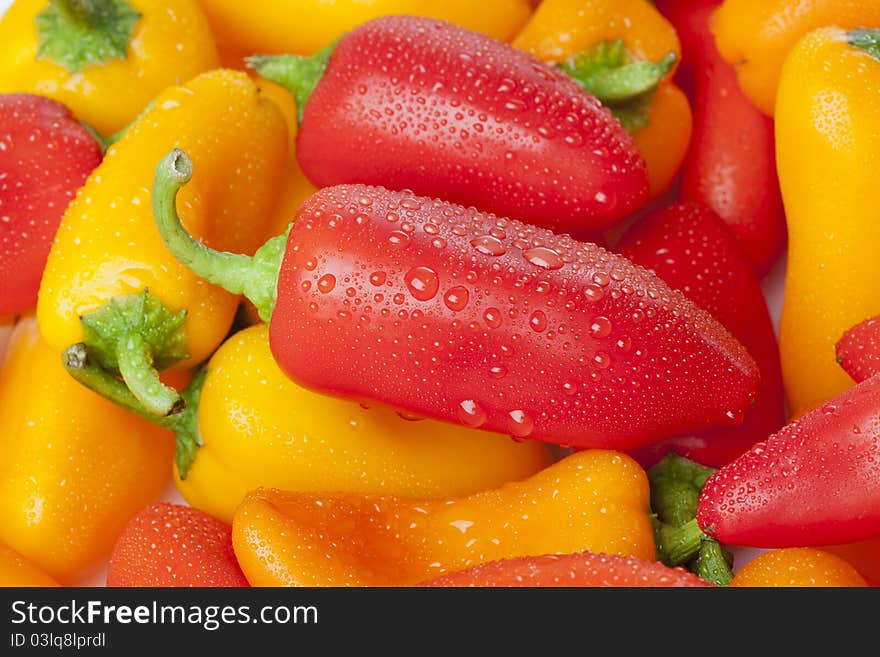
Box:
[507,410,534,437]
[583,284,604,302]
[489,365,508,379]
[523,246,564,270]
[389,231,411,247]
[484,307,503,328]
[444,286,470,311]
[589,316,612,338]
[369,271,387,286]
[529,310,547,332]
[317,274,336,294]
[457,399,487,427]
[471,235,506,256]
[405,266,440,301]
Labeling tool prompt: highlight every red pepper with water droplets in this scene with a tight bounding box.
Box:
[0,93,102,319]
[655,0,786,276]
[149,149,758,450]
[421,551,711,587]
[836,316,880,384]
[249,15,649,234]
[697,373,880,548]
[619,202,784,467]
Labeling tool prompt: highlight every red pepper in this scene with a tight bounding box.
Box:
[836,316,880,384]
[0,93,102,318]
[106,503,248,587]
[249,15,649,234]
[697,373,880,548]
[420,551,711,587]
[145,150,759,451]
[618,202,784,467]
[655,0,786,277]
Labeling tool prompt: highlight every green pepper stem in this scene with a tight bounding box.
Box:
[63,343,205,479]
[654,518,705,566]
[35,0,141,73]
[115,333,180,417]
[152,149,287,322]
[691,538,734,587]
[849,28,880,62]
[247,40,339,123]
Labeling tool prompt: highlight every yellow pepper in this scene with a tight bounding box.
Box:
[0,543,60,587]
[0,0,219,135]
[196,0,533,58]
[37,69,287,417]
[0,317,174,584]
[232,450,655,586]
[713,0,880,117]
[513,0,690,199]
[67,324,552,523]
[777,27,880,415]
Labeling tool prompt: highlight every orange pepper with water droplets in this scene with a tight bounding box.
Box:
[36,69,287,418]
[729,548,867,587]
[513,0,690,199]
[0,317,174,584]
[0,0,218,136]
[0,543,60,587]
[232,450,655,586]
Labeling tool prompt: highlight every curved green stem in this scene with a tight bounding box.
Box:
[152,149,287,322]
[691,538,734,587]
[36,0,141,73]
[247,40,339,123]
[115,333,181,417]
[654,518,705,566]
[63,343,205,479]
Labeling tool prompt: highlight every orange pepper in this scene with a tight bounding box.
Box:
[513,0,690,199]
[0,317,174,583]
[826,537,880,586]
[0,543,59,587]
[713,0,880,117]
[232,450,655,586]
[730,548,867,587]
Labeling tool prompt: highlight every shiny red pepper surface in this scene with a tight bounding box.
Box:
[619,202,784,467]
[655,0,785,276]
[283,16,649,234]
[268,184,759,449]
[698,373,880,548]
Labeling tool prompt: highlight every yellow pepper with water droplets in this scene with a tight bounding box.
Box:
[777,27,880,415]
[36,68,287,417]
[198,0,533,60]
[0,0,219,135]
[232,450,655,586]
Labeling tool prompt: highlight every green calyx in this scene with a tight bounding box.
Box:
[152,148,287,323]
[849,28,880,63]
[63,343,206,479]
[558,39,676,132]
[79,289,188,417]
[649,453,734,586]
[35,0,141,73]
[247,39,339,124]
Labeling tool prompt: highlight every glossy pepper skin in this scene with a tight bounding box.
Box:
[421,551,711,587]
[107,504,248,587]
[656,0,785,276]
[0,543,60,587]
[253,15,649,234]
[826,537,880,586]
[713,0,880,117]
[512,0,690,199]
[67,323,551,523]
[153,163,760,451]
[697,373,880,549]
[777,27,880,416]
[619,203,784,468]
[729,549,866,588]
[0,0,218,136]
[198,0,532,58]
[0,317,173,584]
[232,450,656,586]
[0,93,102,319]
[37,69,286,417]
[836,316,880,384]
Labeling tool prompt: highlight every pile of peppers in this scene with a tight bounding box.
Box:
[0,0,879,589]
